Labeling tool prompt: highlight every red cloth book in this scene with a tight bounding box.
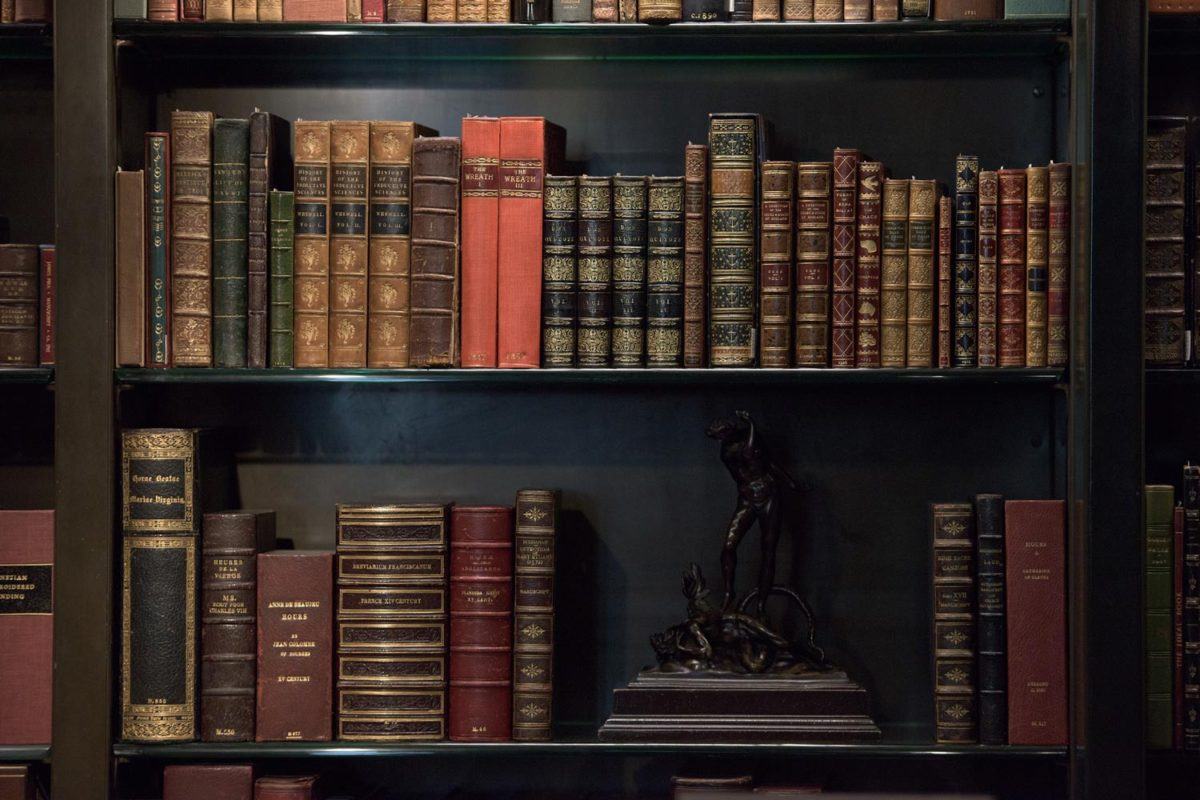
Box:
[164,765,253,800]
[0,510,53,746]
[460,117,501,368]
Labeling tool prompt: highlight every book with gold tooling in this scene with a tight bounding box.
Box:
[512,490,559,741]
[879,178,909,368]
[759,161,794,368]
[795,162,832,367]
[905,179,936,367]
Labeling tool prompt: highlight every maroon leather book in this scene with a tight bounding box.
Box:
[164,765,254,800]
[0,510,52,745]
[1005,499,1067,745]
[0,766,36,800]
[38,246,53,366]
[256,552,333,742]
[831,148,859,368]
[449,506,514,742]
[13,0,49,22]
[182,0,204,19]
[854,162,883,368]
[255,777,317,800]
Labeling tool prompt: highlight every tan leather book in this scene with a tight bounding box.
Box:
[759,161,794,367]
[782,0,813,18]
[487,0,509,21]
[794,162,832,367]
[116,170,146,368]
[294,120,332,368]
[1025,165,1049,367]
[259,0,285,19]
[428,0,456,21]
[0,0,12,23]
[171,111,215,367]
[329,121,370,368]
[879,178,909,368]
[872,0,898,18]
[458,0,487,22]
[234,0,258,18]
[845,0,870,18]
[348,0,363,18]
[206,0,234,18]
[905,179,936,367]
[641,0,681,19]
[410,137,461,368]
[814,0,842,19]
[387,0,425,18]
[619,0,637,21]
[752,0,780,20]
[683,144,707,368]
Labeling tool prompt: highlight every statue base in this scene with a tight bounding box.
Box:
[598,670,881,743]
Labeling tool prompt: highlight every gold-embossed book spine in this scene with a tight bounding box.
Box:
[512,489,558,741]
[293,120,332,368]
[854,161,883,368]
[906,179,936,367]
[782,0,813,18]
[170,111,215,367]
[953,155,979,368]
[577,176,613,367]
[752,0,779,19]
[937,193,953,368]
[1047,162,1071,368]
[708,115,758,367]
[977,170,999,367]
[647,177,685,367]
[794,162,832,367]
[612,176,648,367]
[880,178,910,368]
[640,0,681,19]
[683,144,708,368]
[831,148,859,368]
[329,122,371,368]
[542,176,578,367]
[931,502,977,744]
[759,161,794,367]
[1145,118,1186,365]
[814,0,842,19]
[1024,165,1049,367]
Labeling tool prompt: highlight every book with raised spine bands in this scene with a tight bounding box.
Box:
[387,0,424,20]
[329,121,370,368]
[619,0,635,21]
[647,177,685,367]
[542,176,577,367]
[248,112,292,370]
[1024,165,1049,367]
[795,162,832,367]
[902,0,928,13]
[730,0,751,19]
[845,0,869,18]
[831,149,859,368]
[1183,465,1200,751]
[488,0,510,20]
[977,170,999,367]
[261,0,285,18]
[974,494,1006,745]
[814,0,842,19]
[0,510,52,746]
[410,137,462,368]
[906,179,936,367]
[1176,504,1185,750]
[1047,163,1070,368]
[880,178,909,368]
[854,161,883,368]
[164,765,253,800]
[256,776,318,800]
[235,0,257,18]
[612,176,648,367]
[171,111,214,367]
[937,194,952,368]
[213,119,251,369]
[116,171,146,368]
[577,176,613,367]
[759,161,794,368]
[283,0,348,17]
[146,0,178,20]
[293,120,332,368]
[1146,485,1175,750]
[782,0,812,18]
[146,134,171,367]
[873,0,898,18]
[428,0,456,21]
[512,489,558,741]
[461,117,501,368]
[269,191,295,368]
[997,168,1027,366]
[752,0,779,19]
[953,155,979,367]
[1145,118,1187,365]
[683,145,708,367]
[708,114,760,367]
[38,246,53,367]
[207,0,234,18]
[931,502,976,744]
[181,0,204,17]
[336,504,449,742]
[348,0,365,18]
[641,0,681,19]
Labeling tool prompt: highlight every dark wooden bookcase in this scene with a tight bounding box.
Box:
[7,0,1145,798]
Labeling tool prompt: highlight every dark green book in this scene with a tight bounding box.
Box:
[145,132,171,367]
[213,118,250,368]
[269,190,295,368]
[1146,484,1175,750]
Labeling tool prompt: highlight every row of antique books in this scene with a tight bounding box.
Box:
[0,1,49,22]
[0,510,53,747]
[0,244,54,368]
[120,429,560,743]
[160,769,331,800]
[1144,471,1200,752]
[930,497,1066,745]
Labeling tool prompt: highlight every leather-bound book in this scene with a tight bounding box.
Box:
[213,118,251,368]
[1176,504,1186,750]
[642,0,680,19]
[255,777,317,800]
[460,0,487,23]
[0,510,52,745]
[1047,162,1070,368]
[147,0,179,21]
[974,494,1005,744]
[116,170,146,367]
[497,117,565,368]
[577,176,613,368]
[1145,117,1187,366]
[953,155,979,367]
[182,0,204,18]
[977,169,998,367]
[207,0,234,18]
[387,0,425,19]
[931,502,976,744]
[488,0,510,21]
[879,178,909,368]
[164,764,253,800]
[814,0,842,20]
[12,0,49,19]
[619,0,636,21]
[932,0,999,17]
[270,191,295,368]
[795,162,832,367]
[854,161,882,368]
[512,490,558,741]
[593,0,616,21]
[428,0,456,22]
[283,0,348,18]
[830,148,859,368]
[363,0,386,20]
[844,0,869,17]
[171,110,214,367]
[683,144,708,367]
[0,766,38,800]
[146,132,171,368]
[542,176,578,367]
[759,161,794,368]
[873,0,898,18]
[293,120,332,368]
[37,246,53,366]
[612,175,648,367]
[256,551,333,742]
[997,168,1027,366]
[260,0,285,19]
[329,121,369,367]
[410,136,462,368]
[449,506,515,742]
[708,115,760,367]
[0,246,36,364]
[937,194,952,368]
[686,0,727,20]
[200,512,276,742]
[336,504,449,741]
[1153,0,1200,9]
[752,0,779,20]
[1024,165,1049,367]
[906,178,936,367]
[461,117,502,368]
[1146,485,1174,749]
[553,0,591,20]
[647,177,685,367]
[235,0,257,18]
[1005,499,1066,745]
[248,112,291,370]
[348,0,364,20]
[672,775,753,798]
[782,0,812,18]
[902,0,928,14]
[1183,465,1200,750]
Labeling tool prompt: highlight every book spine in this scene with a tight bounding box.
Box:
[830,149,859,369]
[367,122,420,368]
[937,194,952,368]
[932,502,976,744]
[977,170,999,367]
[363,0,386,19]
[845,0,869,17]
[648,176,685,368]
[759,161,794,368]
[880,178,910,368]
[146,133,171,367]
[1005,499,1067,745]
[292,121,332,368]
[1,0,12,21]
[116,170,147,368]
[1024,165,1049,367]
[182,0,204,17]
[577,176,613,367]
[148,0,179,20]
[683,145,708,367]
[449,506,514,742]
[269,191,295,368]
[612,176,648,368]
[906,179,936,367]
[552,0,591,19]
[1004,0,1068,16]
[461,117,501,368]
[1047,162,1070,368]
[1146,485,1175,749]
[335,504,449,742]
[814,0,841,19]
[328,121,369,367]
[0,510,53,746]
[255,777,317,800]
[1145,118,1187,365]
[872,0,898,17]
[541,176,578,367]
[387,0,425,18]
[512,490,558,741]
[283,0,350,18]
[708,116,758,367]
[854,161,882,368]
[933,0,1000,18]
[752,0,779,19]
[641,0,680,19]
[974,493,1006,745]
[794,162,832,367]
[120,428,201,743]
[1177,504,1186,750]
[235,0,258,17]
[38,246,53,366]
[902,0,928,14]
[592,0,616,21]
[686,0,727,19]
[247,113,276,369]
[459,0,487,22]
[488,0,510,20]
[0,246,38,367]
[170,111,214,367]
[997,168,1027,366]
[348,0,363,19]
[1184,465,1200,751]
[207,0,234,18]
[782,0,812,16]
[428,0,456,21]
[619,0,635,21]
[164,765,254,800]
[260,0,285,18]
[256,552,333,742]
[953,155,979,368]
[409,136,461,368]
[213,119,251,368]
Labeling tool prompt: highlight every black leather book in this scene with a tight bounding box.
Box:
[975,493,1006,744]
[577,176,613,368]
[953,155,980,367]
[612,176,648,368]
[247,111,292,370]
[682,0,727,19]
[731,0,752,19]
[648,177,685,367]
[1185,465,1200,751]
[542,176,578,368]
[514,0,551,20]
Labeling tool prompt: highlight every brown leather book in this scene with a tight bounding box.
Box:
[759,161,794,368]
[672,776,753,799]
[200,512,276,742]
[235,0,258,18]
[449,506,514,742]
[854,161,883,368]
[1047,162,1070,368]
[164,764,253,800]
[906,178,936,368]
[487,0,509,22]
[0,245,38,368]
[997,168,1027,367]
[932,0,999,18]
[428,0,456,22]
[256,551,333,742]
[171,111,215,367]
[831,148,859,368]
[931,502,977,744]
[181,0,204,18]
[260,0,285,19]
[0,0,12,22]
[794,162,832,367]
[293,120,332,368]
[683,144,707,368]
[387,0,424,18]
[880,178,910,368]
[207,0,235,18]
[255,777,317,800]
[410,137,462,368]
[336,504,449,741]
[540,176,577,367]
[593,0,617,18]
[459,0,487,22]
[12,0,48,21]
[612,175,646,368]
[283,0,348,17]
[0,510,52,746]
[0,766,37,800]
[1024,165,1049,368]
[512,489,558,741]
[329,121,370,368]
[248,112,291,370]
[937,193,952,368]
[977,169,999,367]
[149,0,180,19]
[814,0,841,19]
[782,0,812,18]
[844,0,869,18]
[1146,118,1187,366]
[752,0,779,20]
[872,0,898,18]
[641,0,681,19]
[117,170,146,368]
